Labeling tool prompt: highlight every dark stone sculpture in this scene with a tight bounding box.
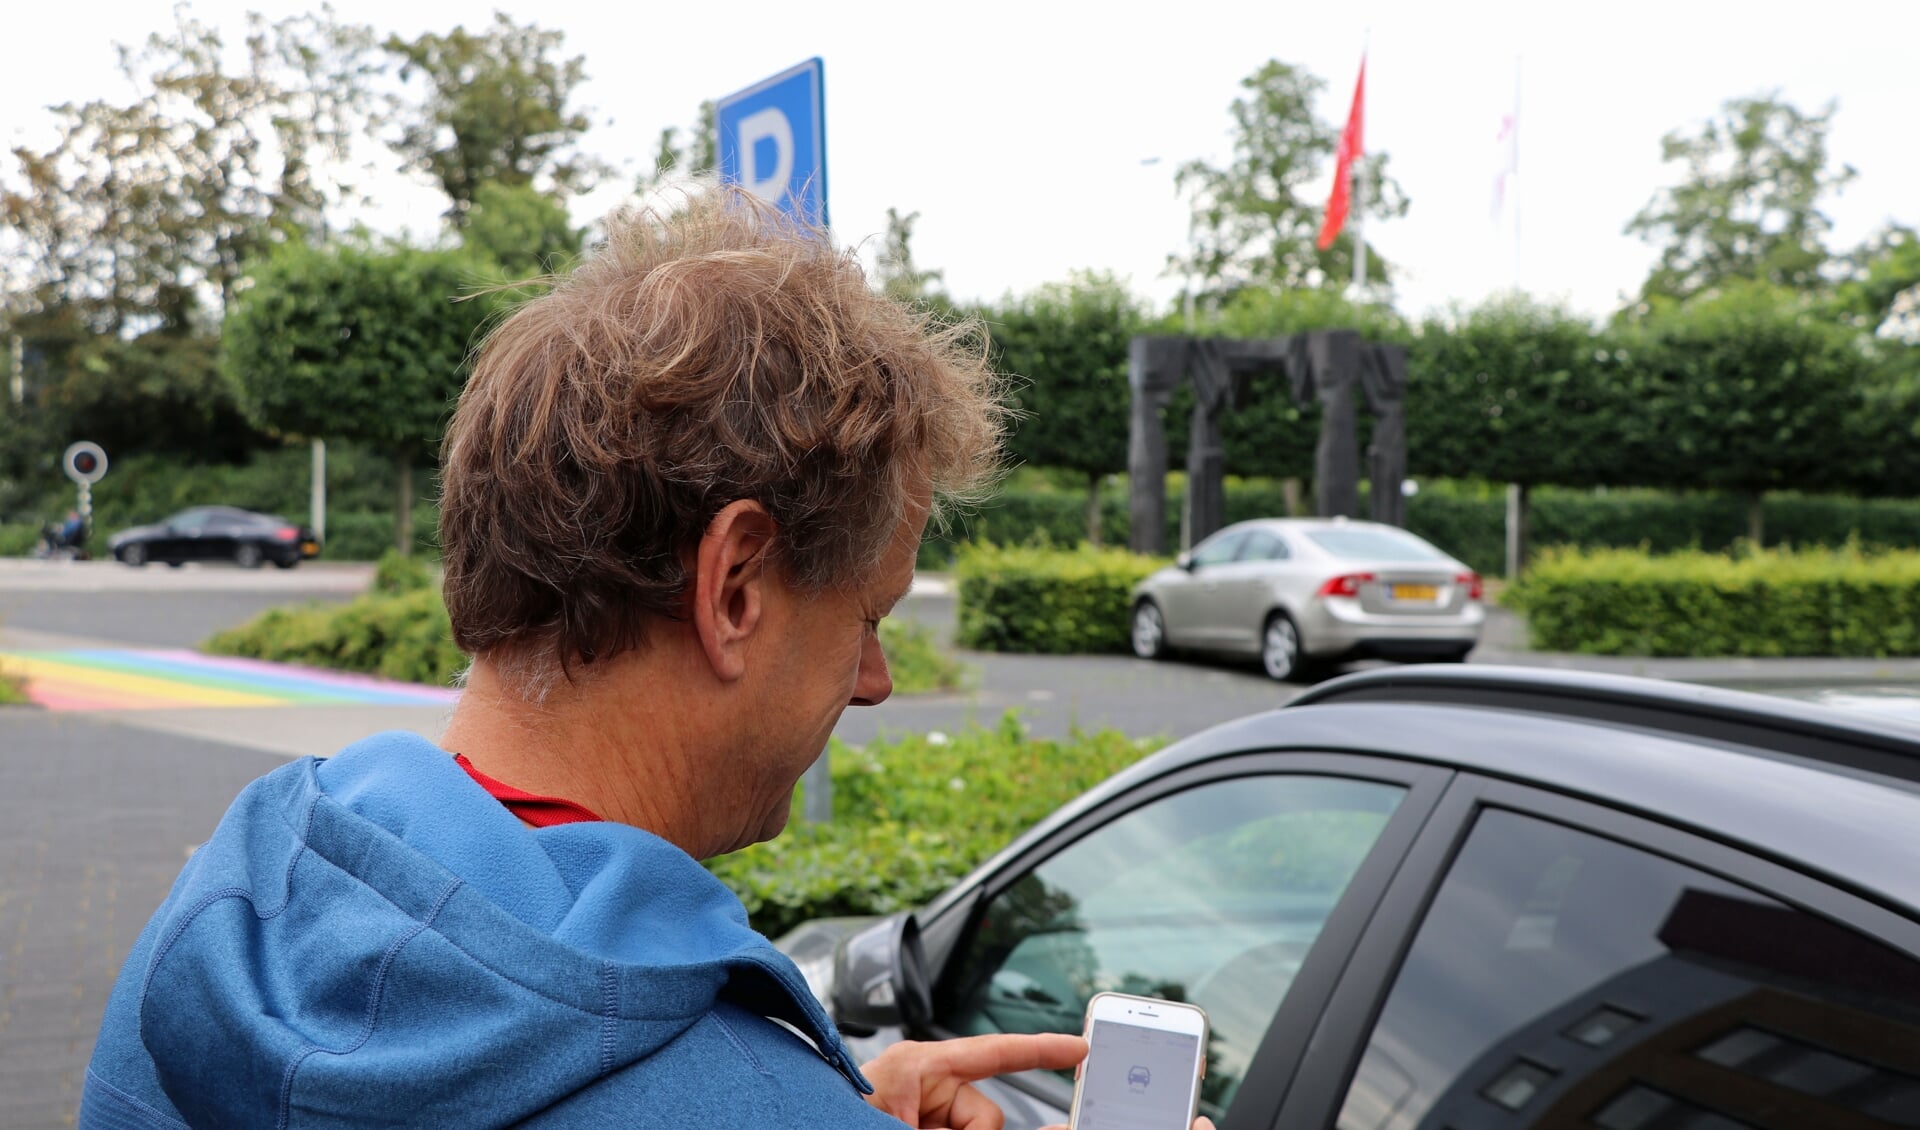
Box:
[1126,330,1409,555]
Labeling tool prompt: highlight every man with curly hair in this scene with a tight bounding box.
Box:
[83,193,1211,1130]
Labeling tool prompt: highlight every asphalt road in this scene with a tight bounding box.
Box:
[0,560,363,649]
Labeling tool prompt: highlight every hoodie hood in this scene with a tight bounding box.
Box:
[95,732,866,1127]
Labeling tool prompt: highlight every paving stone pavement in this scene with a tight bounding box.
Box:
[0,712,281,1127]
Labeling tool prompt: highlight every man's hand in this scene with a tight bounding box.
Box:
[861,1033,1217,1130]
[863,1033,1085,1129]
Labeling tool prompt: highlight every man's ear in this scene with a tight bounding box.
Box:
[690,500,779,682]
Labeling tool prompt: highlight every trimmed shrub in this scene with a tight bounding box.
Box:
[0,662,30,705]
[707,714,1165,936]
[0,523,41,557]
[203,587,465,685]
[955,543,1167,654]
[1507,545,1920,657]
[371,549,436,595]
[204,581,966,694]
[879,617,969,693]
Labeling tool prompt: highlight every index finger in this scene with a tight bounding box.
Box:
[926,1032,1089,1082]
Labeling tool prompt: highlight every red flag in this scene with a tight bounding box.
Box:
[1317,55,1366,251]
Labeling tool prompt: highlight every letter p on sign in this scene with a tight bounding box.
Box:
[737,107,794,203]
[715,58,828,227]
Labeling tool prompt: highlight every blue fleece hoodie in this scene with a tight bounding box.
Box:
[81,732,905,1129]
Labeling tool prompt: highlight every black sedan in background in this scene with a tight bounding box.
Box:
[779,667,1920,1130]
[108,506,321,568]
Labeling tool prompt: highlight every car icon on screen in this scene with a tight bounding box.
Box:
[1127,1066,1151,1091]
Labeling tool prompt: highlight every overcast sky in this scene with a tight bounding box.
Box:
[7,0,1915,320]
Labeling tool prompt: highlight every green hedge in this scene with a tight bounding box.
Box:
[1507,545,1920,657]
[319,505,442,561]
[203,558,966,693]
[0,444,439,560]
[955,544,1167,654]
[922,482,1920,579]
[707,714,1165,937]
[0,523,41,557]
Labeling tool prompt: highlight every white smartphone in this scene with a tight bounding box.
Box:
[1066,991,1209,1130]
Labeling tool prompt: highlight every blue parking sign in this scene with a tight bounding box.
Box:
[715,58,828,227]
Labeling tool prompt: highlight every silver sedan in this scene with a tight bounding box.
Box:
[1129,518,1484,681]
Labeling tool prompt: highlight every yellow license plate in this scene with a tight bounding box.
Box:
[1391,583,1439,601]
[301,542,319,555]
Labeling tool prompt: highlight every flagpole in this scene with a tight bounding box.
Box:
[1354,32,1369,296]
[1353,168,1367,294]
[1513,53,1522,292]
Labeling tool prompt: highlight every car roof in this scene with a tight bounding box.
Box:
[179,506,275,521]
[969,665,1920,917]
[1228,518,1423,536]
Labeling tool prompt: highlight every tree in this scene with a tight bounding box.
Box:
[386,14,604,219]
[1630,283,1869,542]
[0,6,379,463]
[989,273,1143,543]
[1173,60,1408,301]
[1,6,380,332]
[638,101,717,191]
[875,208,944,303]
[460,182,583,278]
[1406,298,1629,489]
[222,241,496,553]
[1833,225,1920,338]
[1627,94,1856,302]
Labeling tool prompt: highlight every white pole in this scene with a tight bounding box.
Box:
[311,438,327,542]
[1353,167,1368,294]
[8,335,21,404]
[1513,54,1523,291]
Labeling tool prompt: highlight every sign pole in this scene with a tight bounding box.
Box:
[719,59,832,819]
[311,438,327,542]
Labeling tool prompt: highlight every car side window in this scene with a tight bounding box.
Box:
[170,511,211,532]
[1335,810,1920,1130]
[1239,531,1289,562]
[1191,532,1246,568]
[938,774,1407,1119]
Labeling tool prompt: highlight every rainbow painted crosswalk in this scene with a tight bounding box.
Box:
[0,649,460,711]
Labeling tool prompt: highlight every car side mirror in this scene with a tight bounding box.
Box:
[1177,552,1196,572]
[831,911,932,1036]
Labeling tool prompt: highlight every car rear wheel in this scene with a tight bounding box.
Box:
[120,543,148,568]
[273,557,298,570]
[233,542,264,569]
[1260,612,1314,682]
[1131,600,1168,659]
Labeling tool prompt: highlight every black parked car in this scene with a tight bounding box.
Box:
[108,506,321,569]
[778,666,1920,1130]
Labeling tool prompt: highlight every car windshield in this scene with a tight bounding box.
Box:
[1306,528,1447,562]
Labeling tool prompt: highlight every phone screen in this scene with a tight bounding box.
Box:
[1075,1018,1201,1130]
